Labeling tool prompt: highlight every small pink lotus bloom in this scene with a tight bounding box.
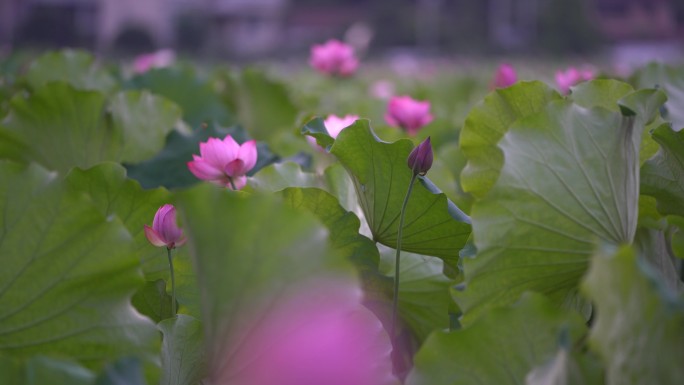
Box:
[385,95,434,135]
[144,204,186,250]
[408,136,433,176]
[491,63,517,89]
[309,39,359,77]
[187,135,257,190]
[555,66,595,94]
[132,49,175,74]
[369,80,395,99]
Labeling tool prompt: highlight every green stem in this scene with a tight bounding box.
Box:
[228,177,237,191]
[391,173,419,340]
[167,248,177,316]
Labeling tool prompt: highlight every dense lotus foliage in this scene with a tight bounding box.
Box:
[0,49,683,385]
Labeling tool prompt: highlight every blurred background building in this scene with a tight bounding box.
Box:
[1,0,683,61]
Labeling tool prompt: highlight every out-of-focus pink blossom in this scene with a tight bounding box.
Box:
[369,80,395,99]
[187,135,257,190]
[309,39,359,76]
[555,66,595,94]
[144,204,185,250]
[491,63,517,89]
[132,49,175,74]
[385,96,433,136]
[217,280,394,385]
[307,114,359,149]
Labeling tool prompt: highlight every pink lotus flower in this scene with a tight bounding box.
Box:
[218,280,394,385]
[144,204,186,250]
[385,96,434,135]
[491,63,517,89]
[187,135,257,190]
[132,49,175,74]
[309,39,359,77]
[307,114,359,149]
[408,137,433,176]
[555,66,595,94]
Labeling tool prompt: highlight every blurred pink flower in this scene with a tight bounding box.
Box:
[307,114,359,149]
[385,96,433,135]
[369,80,395,99]
[491,63,517,89]
[555,66,595,94]
[144,204,185,250]
[187,135,257,190]
[219,280,394,385]
[309,39,359,76]
[132,49,175,74]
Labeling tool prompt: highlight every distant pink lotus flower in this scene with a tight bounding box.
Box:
[217,280,394,385]
[385,96,433,135]
[491,63,517,89]
[144,204,186,250]
[309,39,359,76]
[369,80,395,99]
[187,135,257,190]
[555,66,595,94]
[133,49,175,74]
[307,114,359,149]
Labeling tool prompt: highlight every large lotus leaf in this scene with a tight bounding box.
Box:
[640,124,684,217]
[455,89,666,324]
[108,91,181,163]
[459,81,560,198]
[581,244,684,385]
[127,67,233,128]
[0,355,96,385]
[280,187,379,272]
[328,120,471,267]
[64,163,199,317]
[175,185,351,378]
[633,62,684,131]
[24,50,117,94]
[524,347,603,385]
[406,293,587,385]
[0,83,113,173]
[159,315,204,385]
[234,68,298,141]
[0,161,157,366]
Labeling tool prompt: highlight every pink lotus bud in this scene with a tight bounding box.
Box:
[218,280,394,385]
[144,204,186,250]
[187,135,257,190]
[491,63,517,89]
[306,114,359,149]
[385,96,433,136]
[555,66,595,94]
[407,137,433,176]
[309,39,359,77]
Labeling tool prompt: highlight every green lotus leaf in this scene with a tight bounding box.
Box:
[456,88,666,324]
[0,161,157,367]
[581,244,684,385]
[406,293,587,385]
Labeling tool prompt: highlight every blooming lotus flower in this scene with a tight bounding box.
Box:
[491,63,517,89]
[309,39,359,77]
[555,66,595,94]
[408,137,433,176]
[132,49,175,74]
[385,96,433,135]
[187,135,257,190]
[144,204,185,250]
[219,280,394,385]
